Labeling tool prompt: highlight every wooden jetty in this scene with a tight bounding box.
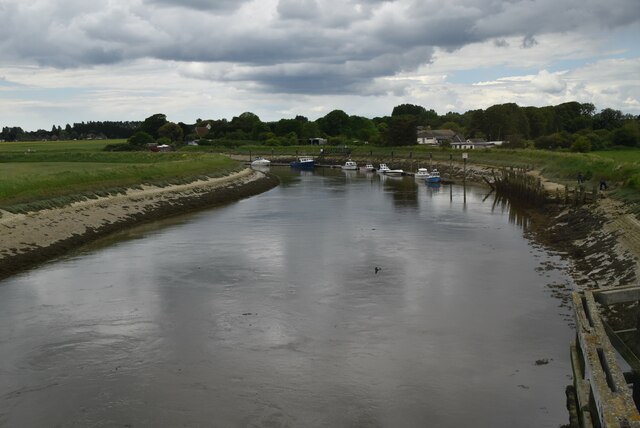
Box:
[571,286,640,427]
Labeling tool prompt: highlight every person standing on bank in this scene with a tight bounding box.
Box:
[599,179,608,191]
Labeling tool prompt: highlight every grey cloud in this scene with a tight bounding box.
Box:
[471,0,640,39]
[521,35,538,49]
[213,47,434,95]
[143,0,247,11]
[1,0,639,95]
[277,0,319,20]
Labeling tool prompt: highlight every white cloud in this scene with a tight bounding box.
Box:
[531,70,567,94]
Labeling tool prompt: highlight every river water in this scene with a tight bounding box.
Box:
[0,167,574,427]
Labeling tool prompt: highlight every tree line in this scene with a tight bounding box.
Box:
[3,101,639,151]
[1,121,141,142]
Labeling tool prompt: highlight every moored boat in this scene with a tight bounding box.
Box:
[290,156,315,169]
[426,169,441,183]
[251,157,271,166]
[363,164,375,172]
[415,168,429,179]
[342,160,358,170]
[379,163,404,175]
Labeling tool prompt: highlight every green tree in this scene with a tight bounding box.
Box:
[139,114,167,139]
[440,121,464,134]
[275,118,303,137]
[128,131,155,147]
[552,102,592,133]
[386,115,417,146]
[595,108,624,131]
[231,112,261,134]
[318,110,350,136]
[465,109,485,138]
[252,122,272,140]
[158,122,184,143]
[392,104,427,117]
[348,115,378,142]
[301,121,322,140]
[612,124,640,147]
[484,103,530,140]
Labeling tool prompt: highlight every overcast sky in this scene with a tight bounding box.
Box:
[1,0,639,131]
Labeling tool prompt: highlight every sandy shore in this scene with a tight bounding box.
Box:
[0,168,279,279]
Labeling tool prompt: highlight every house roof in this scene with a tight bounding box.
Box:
[417,129,457,139]
[195,126,210,137]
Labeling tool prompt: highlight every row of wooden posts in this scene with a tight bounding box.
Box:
[492,167,599,206]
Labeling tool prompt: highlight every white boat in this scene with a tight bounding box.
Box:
[426,169,441,183]
[379,163,404,175]
[251,157,271,166]
[341,160,358,170]
[415,168,429,179]
[363,164,375,172]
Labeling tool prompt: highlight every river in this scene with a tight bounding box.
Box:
[0,167,574,427]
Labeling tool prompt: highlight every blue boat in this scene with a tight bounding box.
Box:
[426,169,441,183]
[290,156,315,169]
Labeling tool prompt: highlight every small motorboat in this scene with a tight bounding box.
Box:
[251,157,271,166]
[342,160,358,170]
[290,156,315,169]
[363,164,376,172]
[414,168,429,179]
[379,163,404,175]
[426,169,441,183]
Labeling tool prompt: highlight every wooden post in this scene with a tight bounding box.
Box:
[462,153,468,185]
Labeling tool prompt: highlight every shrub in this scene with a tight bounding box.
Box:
[571,136,592,152]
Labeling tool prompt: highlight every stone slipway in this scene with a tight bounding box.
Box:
[0,168,279,280]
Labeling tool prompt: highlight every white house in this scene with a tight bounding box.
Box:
[450,138,506,149]
[416,128,465,145]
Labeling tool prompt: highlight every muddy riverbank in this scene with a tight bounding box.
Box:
[0,169,279,280]
[515,193,639,293]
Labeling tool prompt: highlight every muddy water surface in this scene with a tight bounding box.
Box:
[0,168,574,427]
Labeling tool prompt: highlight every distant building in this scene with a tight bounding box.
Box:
[416,128,464,145]
[450,138,506,149]
[195,123,211,138]
[308,137,327,145]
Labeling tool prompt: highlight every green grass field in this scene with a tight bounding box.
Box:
[2,139,639,213]
[0,140,241,212]
[0,139,123,153]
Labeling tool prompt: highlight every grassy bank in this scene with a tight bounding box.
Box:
[0,140,241,213]
[193,144,640,192]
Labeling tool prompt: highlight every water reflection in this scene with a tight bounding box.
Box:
[380,175,418,207]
